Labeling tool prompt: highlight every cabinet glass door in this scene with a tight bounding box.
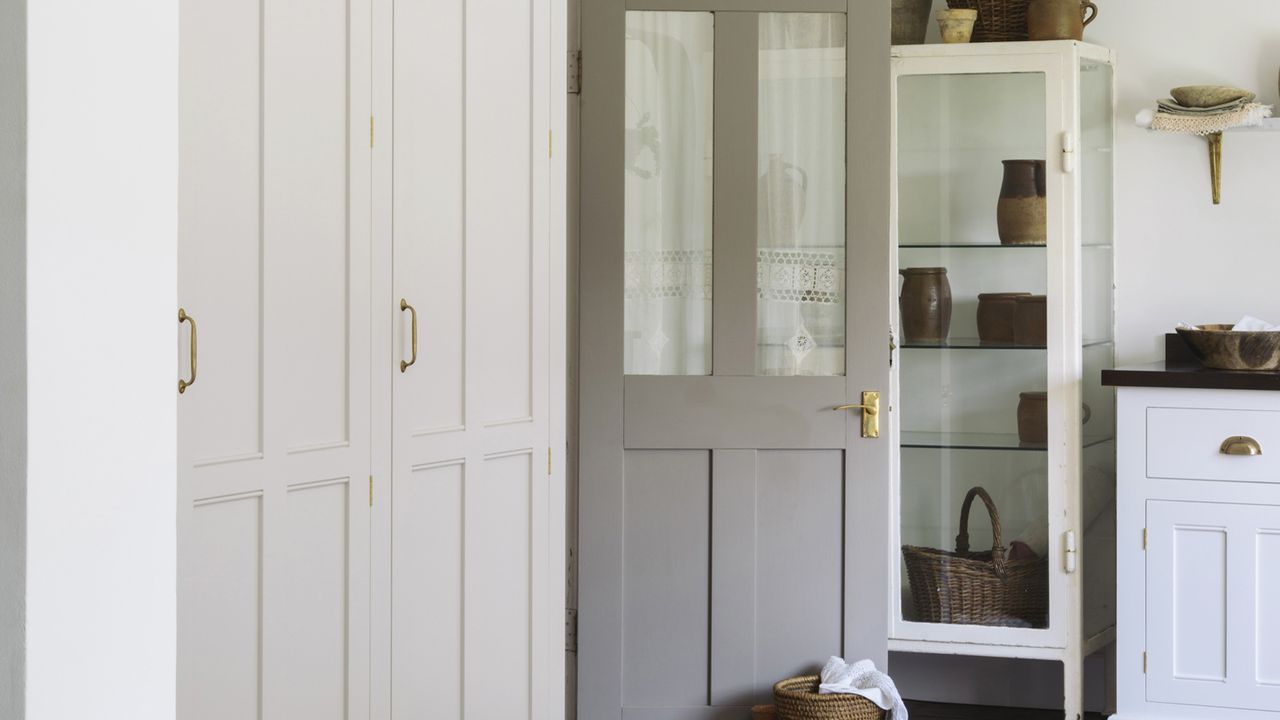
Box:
[896,70,1052,631]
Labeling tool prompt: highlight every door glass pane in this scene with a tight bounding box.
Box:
[756,13,846,376]
[897,72,1050,629]
[624,11,714,375]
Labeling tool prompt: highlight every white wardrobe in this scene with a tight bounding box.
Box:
[176,0,565,717]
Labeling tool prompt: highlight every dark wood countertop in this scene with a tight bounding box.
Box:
[1103,333,1280,391]
[1102,362,1280,391]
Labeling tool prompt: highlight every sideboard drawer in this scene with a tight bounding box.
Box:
[1147,407,1280,483]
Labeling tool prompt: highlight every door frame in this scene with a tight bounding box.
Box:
[575,1,891,716]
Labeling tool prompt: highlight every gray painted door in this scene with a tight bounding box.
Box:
[579,1,891,718]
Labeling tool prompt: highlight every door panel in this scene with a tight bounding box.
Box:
[581,3,891,714]
[622,451,711,708]
[178,0,372,715]
[386,0,555,715]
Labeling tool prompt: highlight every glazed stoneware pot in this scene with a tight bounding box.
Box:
[977,292,1031,344]
[892,0,933,45]
[900,267,952,343]
[1018,391,1092,444]
[1027,0,1098,41]
[1013,294,1048,347]
[997,160,1047,246]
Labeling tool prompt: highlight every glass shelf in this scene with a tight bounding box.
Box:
[901,431,1116,452]
[901,338,1114,350]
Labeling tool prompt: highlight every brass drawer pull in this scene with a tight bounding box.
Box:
[178,307,197,394]
[1220,436,1262,456]
[400,298,418,373]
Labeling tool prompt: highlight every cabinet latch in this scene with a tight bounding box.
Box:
[1063,530,1078,573]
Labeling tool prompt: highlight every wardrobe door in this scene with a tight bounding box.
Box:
[177,0,372,717]
[379,0,559,716]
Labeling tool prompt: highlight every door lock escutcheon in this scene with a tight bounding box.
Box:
[834,391,880,439]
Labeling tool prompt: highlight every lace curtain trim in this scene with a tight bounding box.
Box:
[624,248,843,304]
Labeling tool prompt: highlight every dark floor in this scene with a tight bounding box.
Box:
[906,700,1107,720]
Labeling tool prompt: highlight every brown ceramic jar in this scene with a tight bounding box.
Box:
[1018,391,1093,444]
[1013,294,1048,347]
[977,292,1031,344]
[1027,0,1098,41]
[899,267,952,344]
[997,160,1047,246]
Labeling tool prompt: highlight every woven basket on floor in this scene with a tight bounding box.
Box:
[773,676,885,720]
[945,0,1032,41]
[902,486,1048,628]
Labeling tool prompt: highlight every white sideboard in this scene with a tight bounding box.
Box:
[1110,375,1280,720]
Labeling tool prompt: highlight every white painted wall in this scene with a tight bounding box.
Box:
[1088,0,1280,365]
[0,1,28,718]
[22,1,178,718]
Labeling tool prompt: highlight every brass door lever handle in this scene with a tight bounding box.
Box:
[834,391,880,438]
[833,403,878,415]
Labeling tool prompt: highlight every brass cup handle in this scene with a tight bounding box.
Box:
[1220,436,1262,456]
[178,307,197,394]
[400,298,418,373]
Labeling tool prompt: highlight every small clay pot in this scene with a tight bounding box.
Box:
[936,8,978,43]
[899,267,952,344]
[1013,295,1048,347]
[1027,0,1098,41]
[1018,391,1093,444]
[997,160,1047,246]
[977,292,1031,344]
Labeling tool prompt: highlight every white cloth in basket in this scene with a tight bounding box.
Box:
[819,656,908,720]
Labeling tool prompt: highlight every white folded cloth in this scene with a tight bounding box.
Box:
[819,656,908,720]
[1233,315,1280,332]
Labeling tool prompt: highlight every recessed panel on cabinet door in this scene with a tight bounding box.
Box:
[622,450,710,709]
[468,0,533,426]
[468,452,534,719]
[266,0,353,451]
[179,0,262,466]
[394,0,465,434]
[1258,531,1280,686]
[279,480,351,720]
[186,495,263,720]
[391,462,464,719]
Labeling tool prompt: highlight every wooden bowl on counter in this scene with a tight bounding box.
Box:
[1176,324,1280,371]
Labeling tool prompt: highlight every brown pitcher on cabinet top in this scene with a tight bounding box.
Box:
[1027,0,1098,41]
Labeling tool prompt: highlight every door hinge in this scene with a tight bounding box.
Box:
[889,328,897,368]
[1143,527,1148,550]
[1064,530,1078,573]
[568,49,582,95]
[548,447,553,476]
[565,607,578,653]
[370,115,375,148]
[369,475,374,506]
[1143,651,1148,674]
[1062,131,1076,173]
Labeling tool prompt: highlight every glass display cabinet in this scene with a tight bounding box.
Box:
[889,41,1117,714]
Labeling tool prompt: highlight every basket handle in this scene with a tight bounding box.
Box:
[954,486,1008,578]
